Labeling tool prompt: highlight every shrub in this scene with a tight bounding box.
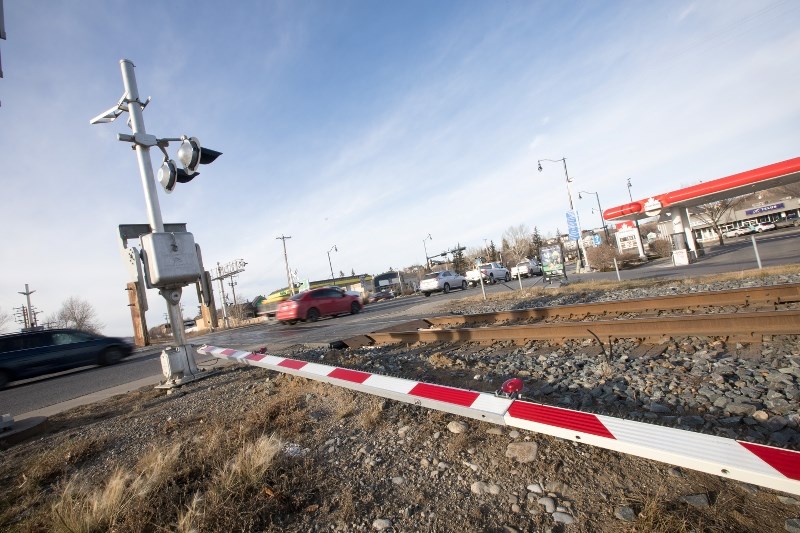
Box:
[585,244,622,271]
[650,238,673,258]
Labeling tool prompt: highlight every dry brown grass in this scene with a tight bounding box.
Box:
[51,443,181,532]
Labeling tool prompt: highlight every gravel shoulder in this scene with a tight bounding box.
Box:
[1,272,799,532]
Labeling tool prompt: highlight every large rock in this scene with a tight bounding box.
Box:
[505,441,539,463]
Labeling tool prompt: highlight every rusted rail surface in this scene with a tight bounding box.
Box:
[363,310,800,345]
[426,283,800,327]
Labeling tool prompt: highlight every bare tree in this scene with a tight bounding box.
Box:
[228,294,252,323]
[50,296,104,334]
[501,224,531,264]
[693,197,746,245]
[0,306,11,333]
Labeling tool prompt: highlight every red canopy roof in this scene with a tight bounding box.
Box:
[603,157,800,222]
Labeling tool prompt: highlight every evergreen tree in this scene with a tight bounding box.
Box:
[488,240,498,262]
[501,238,511,263]
[452,245,467,274]
[531,226,543,259]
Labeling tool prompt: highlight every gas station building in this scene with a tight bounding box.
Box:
[602,157,800,259]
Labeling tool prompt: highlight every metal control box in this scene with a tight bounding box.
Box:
[140,232,201,288]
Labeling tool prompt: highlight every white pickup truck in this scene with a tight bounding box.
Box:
[465,262,510,286]
[510,259,543,278]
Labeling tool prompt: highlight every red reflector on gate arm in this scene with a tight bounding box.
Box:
[244,353,267,362]
[508,401,615,439]
[278,359,308,370]
[409,383,480,406]
[739,442,800,480]
[329,367,371,383]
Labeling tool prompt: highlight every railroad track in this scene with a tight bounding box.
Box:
[338,283,800,347]
[200,283,800,495]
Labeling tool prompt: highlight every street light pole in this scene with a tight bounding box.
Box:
[537,158,590,271]
[422,234,432,270]
[327,245,338,285]
[579,191,610,242]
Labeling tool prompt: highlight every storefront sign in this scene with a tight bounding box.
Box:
[746,203,784,215]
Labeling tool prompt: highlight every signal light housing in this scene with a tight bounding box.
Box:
[177,137,222,176]
[157,160,178,193]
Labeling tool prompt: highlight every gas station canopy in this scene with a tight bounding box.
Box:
[603,157,800,223]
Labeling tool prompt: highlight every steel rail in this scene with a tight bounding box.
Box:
[363,310,800,345]
[426,283,800,327]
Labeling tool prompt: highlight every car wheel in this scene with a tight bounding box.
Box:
[350,302,361,315]
[288,320,298,325]
[461,280,468,290]
[307,308,320,322]
[99,347,124,366]
[443,283,450,294]
[504,272,511,282]
[278,320,286,325]
[489,274,495,284]
[423,292,431,297]
[0,370,9,389]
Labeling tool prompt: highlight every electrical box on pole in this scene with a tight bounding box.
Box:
[140,232,201,288]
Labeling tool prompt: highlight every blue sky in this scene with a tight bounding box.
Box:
[1,0,799,336]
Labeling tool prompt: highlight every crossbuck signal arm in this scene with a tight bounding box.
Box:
[198,344,800,496]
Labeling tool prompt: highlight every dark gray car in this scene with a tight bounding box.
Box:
[0,329,133,388]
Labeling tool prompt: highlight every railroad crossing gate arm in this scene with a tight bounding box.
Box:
[197,345,800,496]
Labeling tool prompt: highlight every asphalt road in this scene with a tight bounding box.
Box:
[2,227,798,419]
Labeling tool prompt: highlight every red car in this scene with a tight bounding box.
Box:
[276,287,362,324]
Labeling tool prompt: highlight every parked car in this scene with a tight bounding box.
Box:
[754,222,776,232]
[276,287,362,324]
[420,270,468,297]
[368,289,395,303]
[738,225,756,235]
[725,226,754,238]
[465,262,511,286]
[510,259,543,278]
[0,329,134,389]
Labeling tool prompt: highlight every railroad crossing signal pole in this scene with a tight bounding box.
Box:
[92,59,221,388]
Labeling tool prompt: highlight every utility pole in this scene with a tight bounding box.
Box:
[216,262,229,328]
[228,276,238,317]
[18,284,36,329]
[276,235,294,295]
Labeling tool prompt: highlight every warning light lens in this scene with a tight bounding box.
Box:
[501,378,524,395]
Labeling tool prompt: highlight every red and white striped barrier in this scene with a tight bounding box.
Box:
[198,345,800,495]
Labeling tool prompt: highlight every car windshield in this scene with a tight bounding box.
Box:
[479,264,492,269]
[516,262,528,267]
[423,273,440,279]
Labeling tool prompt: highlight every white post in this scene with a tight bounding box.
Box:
[679,207,697,259]
[119,60,164,234]
[751,235,762,269]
